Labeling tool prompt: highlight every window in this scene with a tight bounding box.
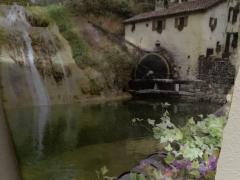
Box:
[155,40,161,48]
[216,41,221,53]
[206,48,214,57]
[225,33,231,54]
[131,23,135,32]
[152,19,166,34]
[224,32,238,55]
[232,33,238,49]
[175,16,188,31]
[209,17,217,31]
[228,6,239,24]
[232,5,239,24]
[228,7,234,22]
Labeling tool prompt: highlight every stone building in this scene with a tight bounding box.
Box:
[124,0,240,79]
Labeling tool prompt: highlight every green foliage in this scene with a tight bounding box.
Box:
[62,30,88,66]
[27,5,133,93]
[130,173,147,180]
[0,29,9,46]
[132,109,227,179]
[76,0,131,17]
[101,47,134,90]
[89,79,103,95]
[47,5,72,32]
[96,166,117,180]
[27,5,88,65]
[27,6,52,27]
[129,169,173,180]
[150,113,226,161]
[73,0,154,18]
[46,5,88,66]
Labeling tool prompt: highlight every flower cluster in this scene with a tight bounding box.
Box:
[132,112,226,180]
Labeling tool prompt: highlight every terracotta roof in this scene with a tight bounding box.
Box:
[124,0,227,24]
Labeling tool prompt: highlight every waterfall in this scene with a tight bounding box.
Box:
[23,32,50,105]
[4,5,51,156]
[5,5,49,106]
[34,106,50,157]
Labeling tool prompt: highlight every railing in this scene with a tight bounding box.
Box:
[131,78,203,84]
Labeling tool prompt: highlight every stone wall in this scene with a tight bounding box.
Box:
[216,67,240,179]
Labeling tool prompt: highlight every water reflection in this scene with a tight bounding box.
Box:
[33,106,50,157]
[7,100,221,180]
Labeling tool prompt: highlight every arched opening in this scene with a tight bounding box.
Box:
[135,53,171,79]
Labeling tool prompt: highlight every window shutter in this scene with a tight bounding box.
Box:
[227,8,232,22]
[232,32,239,48]
[184,16,188,27]
[152,20,156,31]
[157,20,163,34]
[214,18,218,27]
[209,17,217,31]
[232,6,239,24]
[209,17,212,26]
[175,18,178,28]
[131,23,135,32]
[163,19,166,30]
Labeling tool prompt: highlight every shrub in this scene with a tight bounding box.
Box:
[62,29,88,66]
[132,112,227,179]
[74,0,154,18]
[102,47,134,90]
[27,6,52,27]
[47,5,72,32]
[46,5,89,66]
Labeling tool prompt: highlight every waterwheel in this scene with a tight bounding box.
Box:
[135,53,172,79]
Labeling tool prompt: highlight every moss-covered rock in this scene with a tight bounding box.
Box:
[0,29,10,47]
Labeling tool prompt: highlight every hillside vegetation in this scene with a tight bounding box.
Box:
[70,0,155,18]
[0,0,29,5]
[0,0,149,95]
[27,4,136,95]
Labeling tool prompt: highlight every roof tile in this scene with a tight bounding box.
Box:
[124,0,227,24]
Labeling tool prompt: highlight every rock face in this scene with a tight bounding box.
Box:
[0,27,91,107]
[0,5,95,108]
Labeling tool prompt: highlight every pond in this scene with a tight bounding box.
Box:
[7,100,221,180]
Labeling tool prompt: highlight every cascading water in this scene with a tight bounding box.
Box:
[5,5,49,106]
[33,106,50,157]
[23,32,50,105]
[5,5,50,156]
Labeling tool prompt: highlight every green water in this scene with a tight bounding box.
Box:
[7,100,220,180]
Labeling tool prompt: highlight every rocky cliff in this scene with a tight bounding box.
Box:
[0,4,134,108]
